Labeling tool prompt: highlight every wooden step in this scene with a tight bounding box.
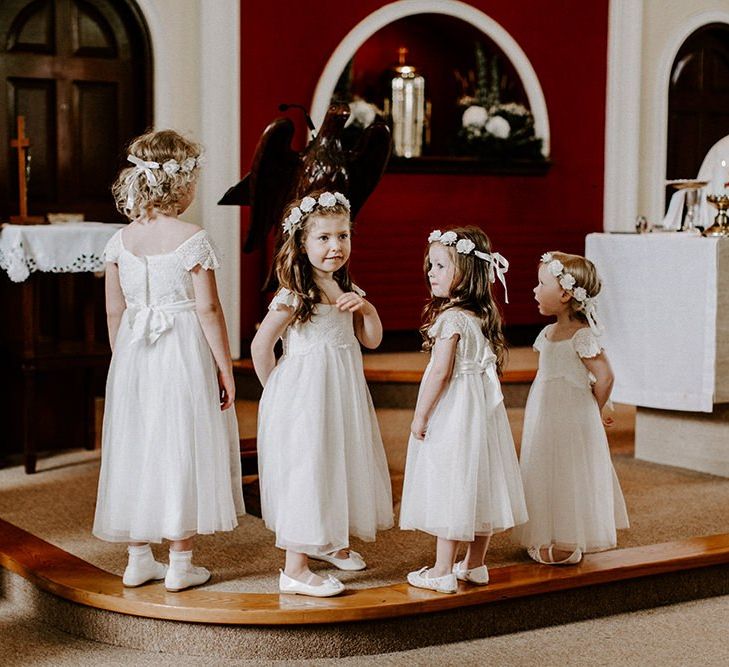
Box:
[2,517,728,626]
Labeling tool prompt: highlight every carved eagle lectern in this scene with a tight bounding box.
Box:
[218,102,392,252]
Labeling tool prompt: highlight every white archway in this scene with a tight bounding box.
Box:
[645,11,729,226]
[310,0,550,156]
[134,0,241,357]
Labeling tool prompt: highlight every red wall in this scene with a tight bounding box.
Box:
[240,1,609,345]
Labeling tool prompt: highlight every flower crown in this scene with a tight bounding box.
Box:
[125,153,203,211]
[282,191,351,235]
[428,229,509,303]
[541,252,603,334]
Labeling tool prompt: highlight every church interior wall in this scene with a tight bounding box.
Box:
[638,0,729,226]
[239,0,610,346]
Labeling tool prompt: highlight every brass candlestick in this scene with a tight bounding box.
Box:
[705,194,729,237]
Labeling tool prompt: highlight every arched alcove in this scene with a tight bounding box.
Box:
[311,0,550,157]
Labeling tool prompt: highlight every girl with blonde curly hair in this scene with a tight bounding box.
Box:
[399,226,527,594]
[251,189,393,598]
[93,129,244,592]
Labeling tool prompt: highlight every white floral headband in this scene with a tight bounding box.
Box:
[428,229,509,303]
[282,191,351,235]
[541,253,603,335]
[125,153,203,210]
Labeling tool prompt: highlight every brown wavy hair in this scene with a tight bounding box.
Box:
[420,226,507,374]
[273,190,353,323]
[112,129,202,220]
[542,251,602,323]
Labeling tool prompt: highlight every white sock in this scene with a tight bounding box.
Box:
[127,544,154,564]
[169,549,193,570]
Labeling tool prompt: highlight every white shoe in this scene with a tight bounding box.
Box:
[527,545,583,566]
[164,565,211,592]
[278,570,345,597]
[407,566,458,594]
[306,549,367,571]
[122,560,168,587]
[452,561,489,585]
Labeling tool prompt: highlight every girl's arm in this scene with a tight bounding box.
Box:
[191,266,236,409]
[581,351,614,412]
[336,292,383,349]
[104,262,126,350]
[250,307,295,386]
[410,334,458,440]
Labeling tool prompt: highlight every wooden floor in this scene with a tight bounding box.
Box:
[2,517,729,625]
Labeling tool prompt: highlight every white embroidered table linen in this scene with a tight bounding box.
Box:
[0,222,124,282]
[585,232,729,412]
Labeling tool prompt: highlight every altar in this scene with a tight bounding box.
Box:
[586,232,729,477]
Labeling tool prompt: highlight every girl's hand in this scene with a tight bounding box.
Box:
[218,369,235,410]
[602,413,614,428]
[410,416,428,440]
[336,292,371,313]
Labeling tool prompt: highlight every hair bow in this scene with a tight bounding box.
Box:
[475,250,509,303]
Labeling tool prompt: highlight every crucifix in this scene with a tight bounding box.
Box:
[10,116,45,225]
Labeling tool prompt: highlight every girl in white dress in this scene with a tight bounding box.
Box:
[512,251,629,565]
[93,130,244,592]
[400,227,528,594]
[251,190,393,598]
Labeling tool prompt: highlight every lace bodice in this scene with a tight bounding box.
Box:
[428,309,497,377]
[104,228,220,307]
[533,325,603,388]
[269,287,362,356]
[103,229,220,344]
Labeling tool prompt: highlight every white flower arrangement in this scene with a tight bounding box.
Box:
[485,115,510,139]
[282,191,351,235]
[548,260,563,276]
[440,231,458,245]
[462,105,489,128]
[559,273,576,290]
[572,286,587,302]
[456,238,476,254]
[428,229,443,243]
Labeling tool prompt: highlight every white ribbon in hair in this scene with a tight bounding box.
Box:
[474,250,509,303]
[581,297,604,336]
[125,154,160,210]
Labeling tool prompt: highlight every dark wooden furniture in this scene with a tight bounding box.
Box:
[0,269,110,473]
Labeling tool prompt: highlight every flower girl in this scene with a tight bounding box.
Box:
[251,190,393,598]
[93,130,244,591]
[512,252,629,564]
[399,227,527,594]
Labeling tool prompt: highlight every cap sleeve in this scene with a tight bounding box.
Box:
[533,325,551,352]
[352,283,366,297]
[268,288,299,311]
[572,327,603,358]
[103,230,123,264]
[427,309,466,341]
[177,229,221,271]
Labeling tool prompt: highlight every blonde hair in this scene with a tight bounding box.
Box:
[544,251,602,322]
[112,129,202,220]
[421,226,507,374]
[274,189,353,323]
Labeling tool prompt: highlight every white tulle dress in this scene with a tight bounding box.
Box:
[256,287,394,554]
[93,229,244,543]
[399,309,528,541]
[512,325,629,553]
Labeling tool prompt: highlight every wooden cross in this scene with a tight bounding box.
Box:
[10,116,45,225]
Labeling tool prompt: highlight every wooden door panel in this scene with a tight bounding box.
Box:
[6,0,55,55]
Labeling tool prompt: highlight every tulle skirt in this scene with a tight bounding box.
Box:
[257,345,394,553]
[93,310,245,543]
[399,372,528,541]
[512,378,629,552]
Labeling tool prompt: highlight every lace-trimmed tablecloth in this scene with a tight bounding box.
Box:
[586,232,729,412]
[0,222,124,282]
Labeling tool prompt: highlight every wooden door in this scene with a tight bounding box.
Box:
[0,0,151,223]
[667,23,729,184]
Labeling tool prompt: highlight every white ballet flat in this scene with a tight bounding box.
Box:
[407,566,458,594]
[164,565,211,592]
[122,560,168,588]
[278,570,345,597]
[306,549,367,571]
[452,561,489,585]
[527,545,583,566]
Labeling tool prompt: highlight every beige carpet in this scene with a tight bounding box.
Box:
[1,403,728,595]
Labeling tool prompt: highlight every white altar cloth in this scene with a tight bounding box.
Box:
[586,232,729,412]
[0,222,124,283]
